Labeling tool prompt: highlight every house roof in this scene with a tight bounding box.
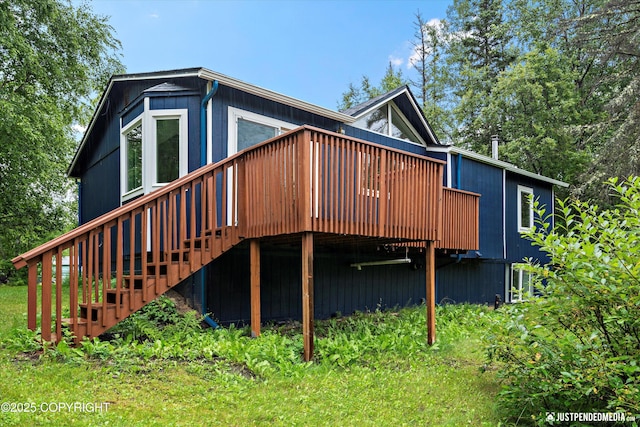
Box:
[68,67,357,177]
[428,145,570,187]
[341,85,442,146]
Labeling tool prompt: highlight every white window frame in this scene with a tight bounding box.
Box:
[227,107,295,156]
[508,263,533,303]
[226,107,296,224]
[517,185,534,232]
[352,101,426,147]
[120,99,189,203]
[121,115,144,201]
[149,109,189,190]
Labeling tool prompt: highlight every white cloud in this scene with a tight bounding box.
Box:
[407,18,450,69]
[72,124,87,134]
[388,55,404,68]
[149,12,160,19]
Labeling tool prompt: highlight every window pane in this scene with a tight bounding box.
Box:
[156,119,179,183]
[353,106,388,135]
[126,124,142,192]
[237,118,277,151]
[523,271,532,295]
[390,109,418,143]
[520,191,531,228]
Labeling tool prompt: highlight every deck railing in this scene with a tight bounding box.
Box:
[12,125,470,341]
[439,188,480,251]
[243,127,444,241]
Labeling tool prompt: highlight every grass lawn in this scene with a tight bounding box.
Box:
[0,284,502,426]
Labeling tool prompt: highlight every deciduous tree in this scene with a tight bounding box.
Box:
[0,0,123,280]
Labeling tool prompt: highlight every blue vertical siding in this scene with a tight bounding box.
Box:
[504,172,553,263]
[206,243,427,324]
[436,259,506,305]
[458,157,504,260]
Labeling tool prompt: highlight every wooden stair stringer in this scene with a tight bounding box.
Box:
[64,231,244,342]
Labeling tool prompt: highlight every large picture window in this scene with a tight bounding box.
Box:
[120,106,188,202]
[228,107,295,156]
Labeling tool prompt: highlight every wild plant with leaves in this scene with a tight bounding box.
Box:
[487,177,640,424]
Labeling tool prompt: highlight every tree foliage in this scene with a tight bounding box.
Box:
[410,12,455,142]
[341,0,640,202]
[487,177,640,423]
[338,62,407,111]
[0,0,123,279]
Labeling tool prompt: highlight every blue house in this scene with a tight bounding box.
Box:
[13,68,566,360]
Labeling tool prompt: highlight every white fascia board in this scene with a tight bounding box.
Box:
[198,68,355,124]
[428,145,569,188]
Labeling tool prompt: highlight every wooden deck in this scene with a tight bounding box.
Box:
[12,126,479,361]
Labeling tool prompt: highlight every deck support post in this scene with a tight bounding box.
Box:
[302,232,314,361]
[426,240,436,345]
[250,239,261,338]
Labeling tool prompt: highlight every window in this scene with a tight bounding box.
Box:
[155,118,180,184]
[228,107,295,156]
[227,107,296,223]
[517,185,534,231]
[120,106,188,202]
[509,264,533,302]
[352,102,424,145]
[124,121,143,194]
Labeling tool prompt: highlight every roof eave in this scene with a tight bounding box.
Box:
[69,67,357,177]
[197,68,355,124]
[429,145,570,188]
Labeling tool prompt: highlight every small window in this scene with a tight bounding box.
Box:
[509,264,533,302]
[124,121,143,194]
[517,185,534,231]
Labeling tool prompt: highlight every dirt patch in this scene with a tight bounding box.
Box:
[165,289,195,315]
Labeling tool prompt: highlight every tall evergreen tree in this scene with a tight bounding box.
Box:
[446,0,519,152]
[410,12,454,142]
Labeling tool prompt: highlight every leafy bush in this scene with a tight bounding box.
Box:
[487,177,640,424]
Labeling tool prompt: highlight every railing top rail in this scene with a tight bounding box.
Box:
[443,187,481,198]
[299,125,446,166]
[12,125,445,269]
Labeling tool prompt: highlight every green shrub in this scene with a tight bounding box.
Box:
[487,177,640,424]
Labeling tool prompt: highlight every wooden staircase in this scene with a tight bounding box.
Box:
[68,228,242,341]
[11,126,479,345]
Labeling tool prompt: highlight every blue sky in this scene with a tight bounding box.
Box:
[87,0,451,110]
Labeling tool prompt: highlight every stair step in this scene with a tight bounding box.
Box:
[61,317,88,326]
[48,227,242,345]
[79,302,118,322]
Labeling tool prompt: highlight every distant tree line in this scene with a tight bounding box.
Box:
[341,0,640,202]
